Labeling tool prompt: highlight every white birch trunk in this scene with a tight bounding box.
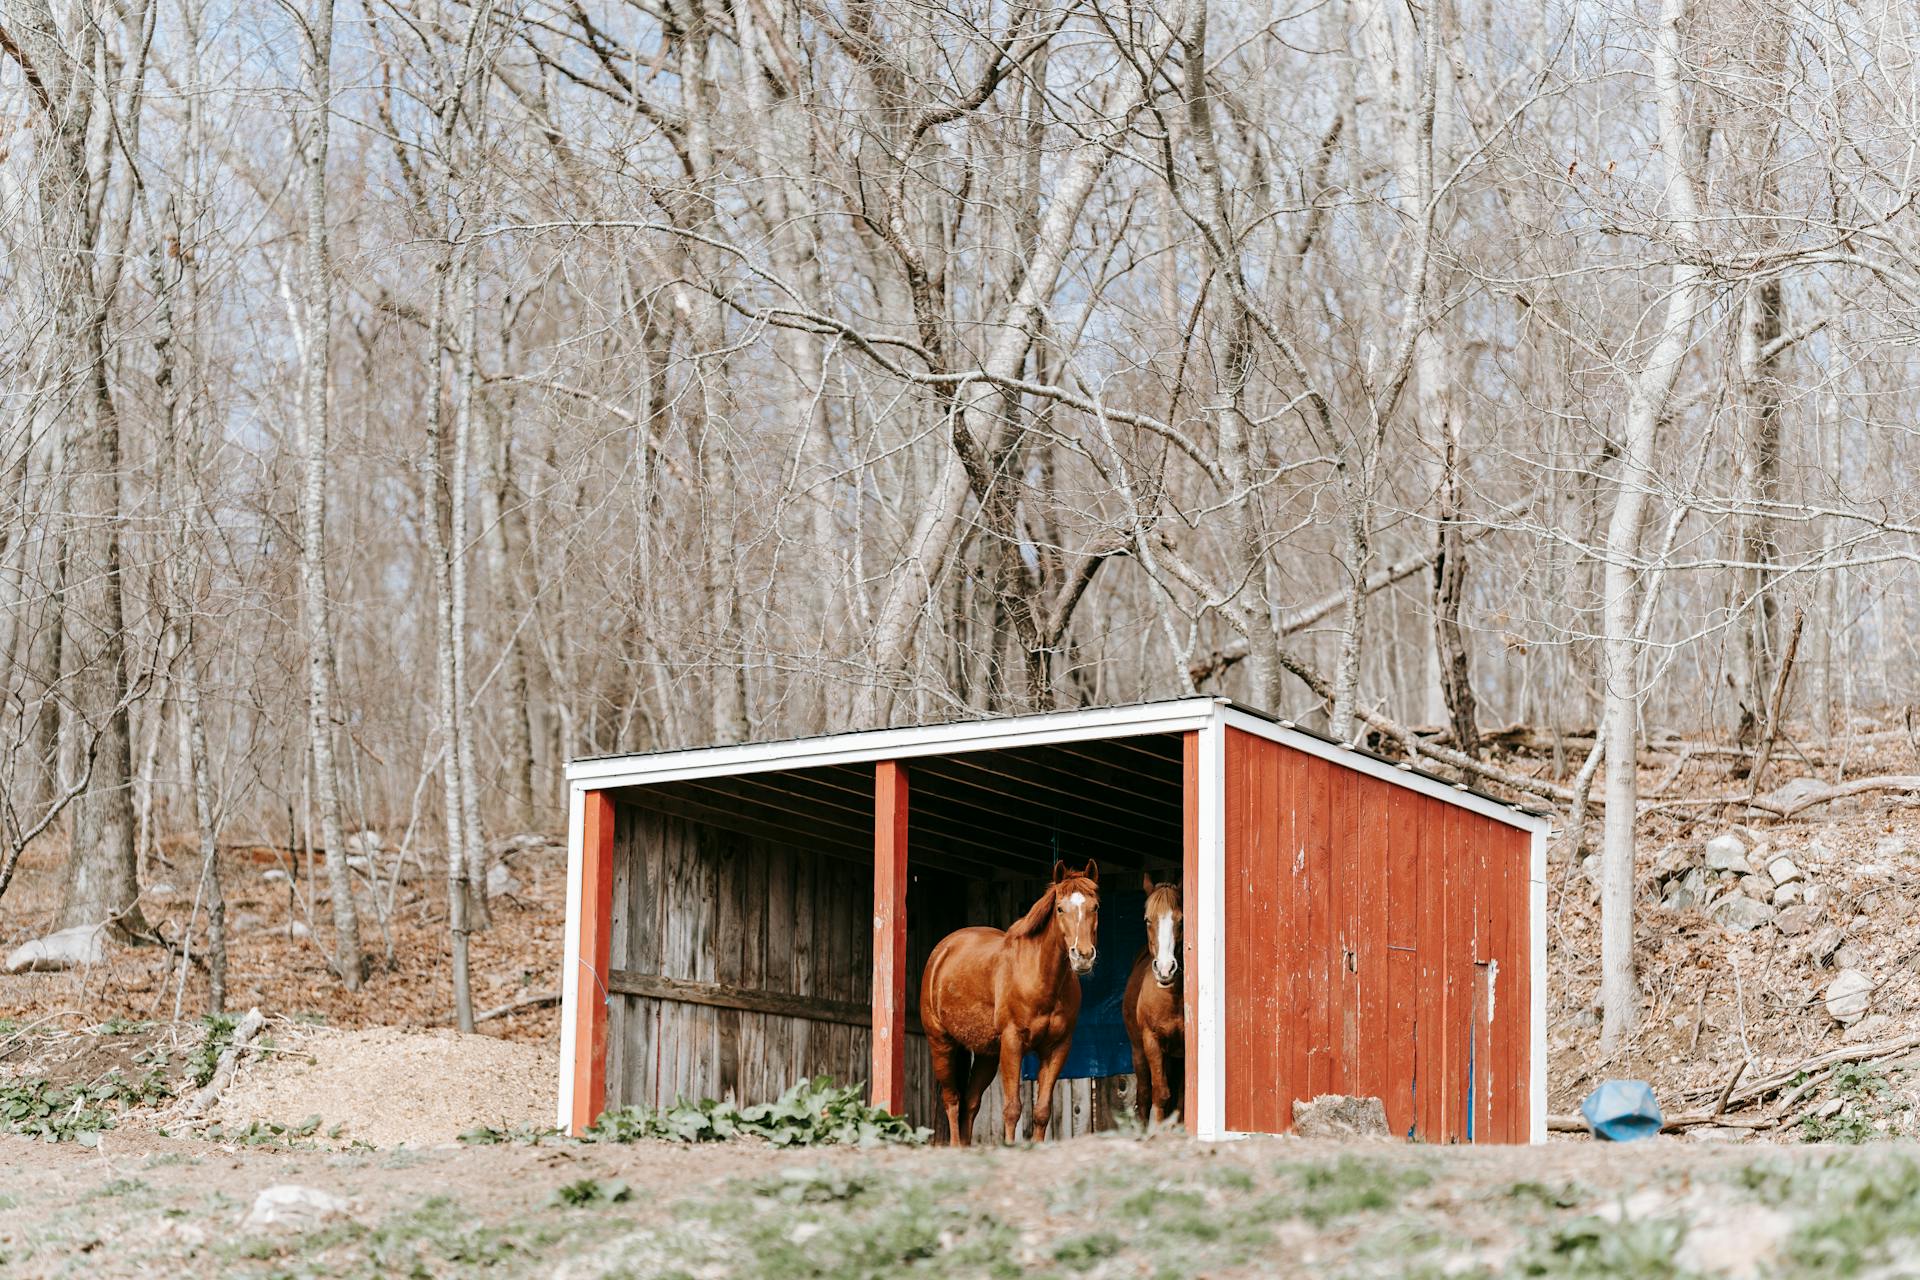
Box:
[1599,0,1705,1051]
[296,0,362,987]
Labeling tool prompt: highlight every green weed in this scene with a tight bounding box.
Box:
[1510,1213,1697,1278]
[586,1076,930,1147]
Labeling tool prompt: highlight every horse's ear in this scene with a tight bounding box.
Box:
[1141,871,1154,893]
[1083,859,1099,885]
[1052,860,1068,884]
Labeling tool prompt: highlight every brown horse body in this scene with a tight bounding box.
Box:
[920,861,1100,1145]
[1123,877,1184,1126]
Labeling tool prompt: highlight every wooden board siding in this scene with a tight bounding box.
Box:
[1220,730,1534,1142]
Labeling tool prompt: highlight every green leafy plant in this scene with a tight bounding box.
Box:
[189,1013,239,1088]
[201,1115,324,1148]
[458,1122,563,1146]
[0,1077,135,1144]
[1513,1213,1695,1279]
[583,1076,930,1147]
[551,1177,633,1208]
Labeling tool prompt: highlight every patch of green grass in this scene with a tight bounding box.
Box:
[84,1177,150,1201]
[1283,1156,1434,1227]
[1505,1180,1587,1211]
[621,1169,1022,1280]
[93,1017,155,1035]
[1779,1154,1920,1275]
[1053,1230,1125,1270]
[1510,1213,1697,1279]
[552,1177,634,1208]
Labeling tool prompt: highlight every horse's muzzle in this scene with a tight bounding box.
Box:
[1152,965,1178,988]
[1070,950,1096,975]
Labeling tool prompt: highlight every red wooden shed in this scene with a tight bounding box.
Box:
[558,698,1547,1143]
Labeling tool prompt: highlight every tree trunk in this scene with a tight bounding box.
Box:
[5,0,146,935]
[296,0,363,988]
[1599,0,1704,1052]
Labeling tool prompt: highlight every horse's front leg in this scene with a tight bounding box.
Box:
[997,1030,1026,1145]
[1029,1036,1072,1142]
[1141,1032,1171,1125]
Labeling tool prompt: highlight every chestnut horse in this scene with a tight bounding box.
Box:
[1122,875,1184,1126]
[920,861,1100,1145]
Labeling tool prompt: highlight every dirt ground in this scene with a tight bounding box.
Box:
[4,1125,1919,1277]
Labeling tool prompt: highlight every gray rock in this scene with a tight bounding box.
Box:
[1872,835,1913,860]
[1291,1094,1390,1139]
[1766,776,1834,811]
[1683,1126,1749,1144]
[1711,896,1777,933]
[344,830,384,857]
[1773,881,1803,908]
[1835,941,1867,970]
[1663,884,1698,912]
[486,863,521,898]
[262,868,289,884]
[4,923,107,973]
[1740,873,1774,901]
[1843,1013,1894,1044]
[1705,834,1752,873]
[1803,883,1831,910]
[1675,1203,1795,1279]
[1766,855,1804,887]
[1804,924,1844,964]
[149,881,178,897]
[1774,905,1820,936]
[1825,969,1874,1025]
[242,1185,355,1232]
[1580,854,1602,887]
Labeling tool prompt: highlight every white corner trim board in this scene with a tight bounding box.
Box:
[556,783,586,1131]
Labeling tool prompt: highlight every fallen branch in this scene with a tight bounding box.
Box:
[445,990,560,1027]
[1690,1033,1920,1111]
[181,1006,265,1116]
[1544,1108,1783,1136]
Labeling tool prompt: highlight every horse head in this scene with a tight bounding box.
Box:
[1051,859,1100,976]
[1141,873,1182,988]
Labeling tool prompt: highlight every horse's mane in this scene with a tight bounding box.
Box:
[1012,876,1098,939]
[1009,885,1057,938]
[1145,882,1180,913]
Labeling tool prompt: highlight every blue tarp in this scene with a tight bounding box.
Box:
[1022,888,1144,1081]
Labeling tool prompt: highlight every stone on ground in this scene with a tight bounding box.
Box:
[242,1185,355,1231]
[1766,855,1803,887]
[1675,1203,1795,1280]
[1825,969,1874,1025]
[1704,833,1752,873]
[1291,1094,1390,1139]
[4,923,106,973]
[1710,896,1776,933]
[1774,905,1821,936]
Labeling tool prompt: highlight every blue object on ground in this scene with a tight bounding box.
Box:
[1580,1080,1664,1141]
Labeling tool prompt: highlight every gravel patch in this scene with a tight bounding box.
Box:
[211,1025,556,1147]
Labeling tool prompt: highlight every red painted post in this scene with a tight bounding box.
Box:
[1181,730,1200,1132]
[570,789,616,1134]
[873,761,910,1113]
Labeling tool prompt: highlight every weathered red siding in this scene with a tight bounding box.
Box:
[1221,729,1533,1142]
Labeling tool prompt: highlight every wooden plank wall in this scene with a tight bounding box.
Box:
[1220,730,1534,1142]
[607,803,1133,1138]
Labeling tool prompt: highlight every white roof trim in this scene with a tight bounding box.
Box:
[1216,706,1548,834]
[563,697,1221,789]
